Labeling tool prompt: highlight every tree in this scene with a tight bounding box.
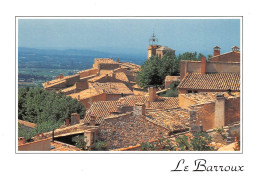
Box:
[161,81,179,97]
[137,53,179,88]
[177,51,198,61]
[18,87,86,135]
[72,135,87,150]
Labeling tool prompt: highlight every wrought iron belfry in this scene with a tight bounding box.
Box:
[149,32,158,45]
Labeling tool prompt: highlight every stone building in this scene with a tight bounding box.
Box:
[179,92,240,131]
[42,58,141,109]
[147,33,175,59]
[178,56,240,94]
[147,45,175,59]
[98,104,190,150]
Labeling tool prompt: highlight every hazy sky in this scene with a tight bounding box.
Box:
[18,18,240,55]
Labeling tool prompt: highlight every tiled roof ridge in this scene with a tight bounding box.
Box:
[210,51,240,59]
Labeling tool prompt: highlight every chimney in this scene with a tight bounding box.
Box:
[18,137,25,145]
[112,71,116,78]
[213,46,221,56]
[232,46,240,52]
[214,93,226,128]
[117,57,119,62]
[201,56,207,74]
[148,86,157,102]
[71,113,80,125]
[90,115,96,126]
[65,119,70,126]
[133,103,146,116]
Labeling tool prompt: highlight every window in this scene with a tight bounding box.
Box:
[187,90,192,93]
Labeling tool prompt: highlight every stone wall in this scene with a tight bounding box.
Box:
[65,74,80,86]
[99,63,120,70]
[190,102,216,131]
[225,97,240,125]
[79,68,99,78]
[189,95,240,131]
[79,93,106,109]
[98,113,169,150]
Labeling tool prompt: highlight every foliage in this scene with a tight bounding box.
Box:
[140,132,215,151]
[18,87,86,134]
[216,127,227,140]
[208,54,213,61]
[18,124,36,142]
[140,138,175,151]
[137,51,211,89]
[177,51,199,61]
[190,132,214,151]
[72,135,87,150]
[137,53,179,88]
[161,81,179,97]
[94,141,108,151]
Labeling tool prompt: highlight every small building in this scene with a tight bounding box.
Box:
[178,57,240,94]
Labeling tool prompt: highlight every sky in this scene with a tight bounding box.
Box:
[18,18,241,56]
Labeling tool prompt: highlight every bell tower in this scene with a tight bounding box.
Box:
[147,33,161,59]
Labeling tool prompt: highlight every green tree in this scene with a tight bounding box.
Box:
[137,53,179,88]
[94,141,108,151]
[177,51,198,61]
[72,135,87,150]
[161,81,179,97]
[18,87,86,134]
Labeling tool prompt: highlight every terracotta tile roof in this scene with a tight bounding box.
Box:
[18,119,36,128]
[114,72,129,82]
[119,95,179,109]
[180,92,240,105]
[88,72,129,83]
[43,74,79,88]
[84,101,121,124]
[146,108,190,131]
[119,62,141,70]
[61,84,76,93]
[94,58,117,64]
[150,97,179,109]
[68,88,101,100]
[99,70,114,75]
[88,74,108,82]
[50,141,82,151]
[91,82,133,95]
[178,73,240,91]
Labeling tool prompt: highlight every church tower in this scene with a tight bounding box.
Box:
[147,33,161,59]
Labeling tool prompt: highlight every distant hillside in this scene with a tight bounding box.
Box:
[18,47,146,66]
